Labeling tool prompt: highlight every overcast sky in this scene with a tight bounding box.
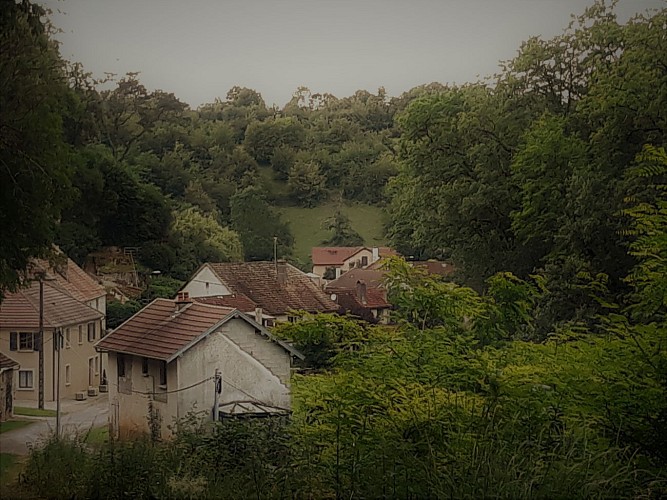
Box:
[43,0,665,108]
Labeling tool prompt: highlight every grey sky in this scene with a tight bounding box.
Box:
[44,0,664,108]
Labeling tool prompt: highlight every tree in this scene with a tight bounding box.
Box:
[244,117,305,164]
[169,206,243,278]
[230,186,294,261]
[321,211,364,246]
[288,160,327,207]
[0,0,73,296]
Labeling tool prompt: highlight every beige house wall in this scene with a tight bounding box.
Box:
[342,248,374,272]
[0,320,105,402]
[108,317,292,440]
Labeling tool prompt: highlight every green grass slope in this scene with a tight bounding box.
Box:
[280,202,387,264]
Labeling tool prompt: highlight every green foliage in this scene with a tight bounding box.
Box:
[288,160,327,207]
[169,206,243,277]
[320,210,364,246]
[0,0,73,296]
[244,117,305,164]
[273,313,368,369]
[140,276,184,302]
[230,186,294,261]
[106,300,142,329]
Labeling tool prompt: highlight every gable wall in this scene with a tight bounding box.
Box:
[182,266,231,298]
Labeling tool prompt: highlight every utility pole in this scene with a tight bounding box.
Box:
[55,329,62,438]
[273,236,278,274]
[213,368,221,422]
[38,275,44,410]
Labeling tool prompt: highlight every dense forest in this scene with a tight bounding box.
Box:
[1,0,666,498]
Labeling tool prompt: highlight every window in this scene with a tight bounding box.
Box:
[361,256,368,267]
[65,364,71,385]
[65,328,71,349]
[78,325,83,344]
[117,354,126,378]
[142,357,149,376]
[159,361,167,387]
[18,370,33,389]
[87,322,96,342]
[94,356,99,375]
[19,332,34,351]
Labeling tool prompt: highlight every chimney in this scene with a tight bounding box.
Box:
[356,280,367,305]
[175,291,191,311]
[255,306,263,325]
[372,247,380,263]
[277,260,287,286]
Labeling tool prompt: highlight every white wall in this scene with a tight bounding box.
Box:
[109,317,292,439]
[177,318,291,421]
[182,266,231,298]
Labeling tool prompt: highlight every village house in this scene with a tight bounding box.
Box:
[325,261,455,323]
[0,276,105,402]
[325,268,391,324]
[180,260,339,324]
[0,352,19,422]
[311,246,398,279]
[96,297,304,439]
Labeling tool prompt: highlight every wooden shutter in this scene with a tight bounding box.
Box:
[9,332,17,351]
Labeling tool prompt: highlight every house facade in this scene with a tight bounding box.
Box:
[0,280,105,401]
[0,255,106,402]
[180,261,339,323]
[311,247,398,279]
[96,298,303,439]
[0,352,19,422]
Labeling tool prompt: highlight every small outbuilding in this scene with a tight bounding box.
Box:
[0,352,20,422]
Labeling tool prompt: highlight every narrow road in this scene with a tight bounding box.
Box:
[0,396,108,455]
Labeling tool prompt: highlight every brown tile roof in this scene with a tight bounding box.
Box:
[311,247,364,266]
[96,299,234,360]
[0,352,19,370]
[332,288,390,323]
[207,262,339,316]
[0,281,103,330]
[326,269,387,290]
[30,256,105,303]
[193,294,258,312]
[96,299,304,361]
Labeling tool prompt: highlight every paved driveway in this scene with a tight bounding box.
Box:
[0,396,108,455]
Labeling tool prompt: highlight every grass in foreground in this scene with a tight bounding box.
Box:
[84,425,109,445]
[281,202,387,262]
[13,407,56,418]
[0,420,34,434]
[0,453,22,491]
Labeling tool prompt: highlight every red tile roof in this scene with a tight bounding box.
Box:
[311,247,364,266]
[0,281,103,330]
[96,299,303,361]
[30,257,105,303]
[97,299,234,360]
[193,294,258,312]
[206,262,339,316]
[0,352,19,370]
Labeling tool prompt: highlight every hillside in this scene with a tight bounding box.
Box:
[280,203,387,263]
